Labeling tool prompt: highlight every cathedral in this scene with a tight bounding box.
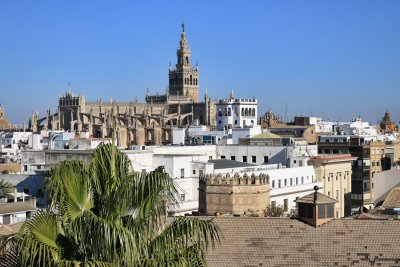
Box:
[29,25,216,146]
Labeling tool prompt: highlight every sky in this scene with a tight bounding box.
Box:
[0,1,399,125]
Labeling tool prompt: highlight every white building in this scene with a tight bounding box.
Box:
[216,90,258,134]
[0,202,36,225]
[19,140,319,215]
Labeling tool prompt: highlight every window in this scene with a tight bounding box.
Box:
[284,179,287,186]
[221,155,226,159]
[234,120,237,125]
[377,161,380,167]
[272,180,275,188]
[193,170,196,175]
[243,156,247,163]
[231,156,236,161]
[336,190,339,200]
[209,156,213,160]
[293,160,297,164]
[296,177,298,185]
[290,178,293,186]
[328,191,331,197]
[278,180,281,188]
[180,168,184,178]
[284,199,288,211]
[372,161,375,167]
[180,194,185,201]
[252,156,256,163]
[264,156,269,163]
[24,165,28,171]
[301,177,304,184]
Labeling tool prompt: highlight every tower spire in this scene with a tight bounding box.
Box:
[168,24,199,102]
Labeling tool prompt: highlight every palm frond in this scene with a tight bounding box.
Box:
[149,217,220,259]
[18,210,60,266]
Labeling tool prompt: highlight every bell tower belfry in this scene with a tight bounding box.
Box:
[168,24,199,102]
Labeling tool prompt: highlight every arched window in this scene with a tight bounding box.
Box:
[186,56,189,65]
[228,108,231,116]
[224,108,227,116]
[245,108,249,116]
[252,108,255,117]
[241,108,244,116]
[190,75,192,85]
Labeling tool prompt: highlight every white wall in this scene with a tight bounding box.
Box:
[231,125,261,144]
[211,164,321,213]
[373,169,400,205]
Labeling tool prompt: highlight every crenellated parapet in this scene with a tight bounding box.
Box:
[199,172,270,216]
[199,172,269,186]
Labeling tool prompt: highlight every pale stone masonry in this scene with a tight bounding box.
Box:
[199,173,270,216]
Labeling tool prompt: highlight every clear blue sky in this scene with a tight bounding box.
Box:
[1,1,399,125]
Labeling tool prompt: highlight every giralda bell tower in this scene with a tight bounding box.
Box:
[168,24,199,102]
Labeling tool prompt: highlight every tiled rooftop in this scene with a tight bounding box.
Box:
[382,187,400,209]
[205,217,400,266]
[0,202,36,215]
[295,191,338,205]
[0,222,23,236]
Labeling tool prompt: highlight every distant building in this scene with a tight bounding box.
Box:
[28,25,216,147]
[318,135,391,210]
[380,110,397,133]
[0,106,11,130]
[309,154,356,217]
[216,90,258,134]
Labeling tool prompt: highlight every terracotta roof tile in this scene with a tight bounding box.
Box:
[205,217,400,266]
[382,187,400,209]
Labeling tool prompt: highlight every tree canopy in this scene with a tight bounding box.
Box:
[1,143,220,266]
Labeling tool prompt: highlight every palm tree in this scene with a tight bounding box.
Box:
[8,143,220,266]
[0,178,14,198]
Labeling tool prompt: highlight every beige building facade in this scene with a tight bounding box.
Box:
[309,155,356,217]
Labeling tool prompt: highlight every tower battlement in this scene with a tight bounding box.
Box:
[199,172,270,216]
[199,173,269,186]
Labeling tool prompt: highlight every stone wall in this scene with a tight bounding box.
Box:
[199,173,270,216]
